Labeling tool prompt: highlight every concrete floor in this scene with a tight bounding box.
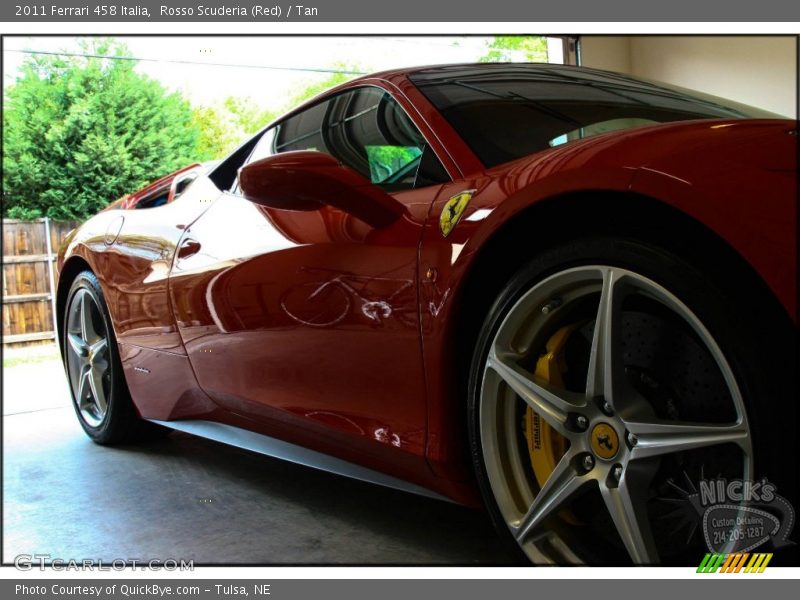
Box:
[2,346,519,565]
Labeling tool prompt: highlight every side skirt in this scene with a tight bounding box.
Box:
[148,419,453,503]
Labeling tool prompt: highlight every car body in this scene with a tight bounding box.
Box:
[56,63,797,564]
[102,162,214,211]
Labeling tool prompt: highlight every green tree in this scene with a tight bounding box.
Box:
[192,104,240,161]
[3,40,201,220]
[479,36,549,63]
[189,70,355,162]
[191,97,278,161]
[286,68,354,107]
[224,96,278,134]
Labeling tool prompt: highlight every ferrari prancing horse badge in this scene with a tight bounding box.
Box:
[439,189,476,237]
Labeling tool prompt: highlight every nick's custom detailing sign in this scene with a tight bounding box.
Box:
[668,476,796,557]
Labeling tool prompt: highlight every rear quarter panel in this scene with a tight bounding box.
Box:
[57,174,222,421]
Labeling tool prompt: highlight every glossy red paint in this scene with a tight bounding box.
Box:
[100,163,204,212]
[239,150,409,227]
[57,66,797,506]
[166,184,451,497]
[58,173,221,423]
[416,118,797,482]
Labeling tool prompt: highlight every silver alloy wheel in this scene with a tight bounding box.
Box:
[65,288,111,428]
[479,265,753,565]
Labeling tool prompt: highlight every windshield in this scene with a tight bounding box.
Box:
[409,64,780,168]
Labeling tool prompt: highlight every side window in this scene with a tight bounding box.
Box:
[248,87,449,191]
[247,127,278,165]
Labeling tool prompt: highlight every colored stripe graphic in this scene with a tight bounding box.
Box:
[697,553,773,573]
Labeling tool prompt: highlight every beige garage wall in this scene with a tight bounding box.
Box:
[579,36,797,117]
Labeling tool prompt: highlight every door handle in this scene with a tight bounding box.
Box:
[178,238,201,259]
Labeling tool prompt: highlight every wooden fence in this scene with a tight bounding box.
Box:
[2,219,79,347]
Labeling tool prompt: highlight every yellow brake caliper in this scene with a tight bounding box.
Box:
[524,324,579,512]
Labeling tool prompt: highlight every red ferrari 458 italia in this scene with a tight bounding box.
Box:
[56,63,797,565]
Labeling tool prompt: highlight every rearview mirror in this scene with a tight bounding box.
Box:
[238,151,408,229]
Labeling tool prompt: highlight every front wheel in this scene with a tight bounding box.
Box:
[468,238,785,565]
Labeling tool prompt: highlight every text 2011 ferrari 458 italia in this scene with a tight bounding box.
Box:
[56,63,797,565]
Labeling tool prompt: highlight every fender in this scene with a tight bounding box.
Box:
[418,163,636,484]
[418,118,796,483]
[628,123,796,319]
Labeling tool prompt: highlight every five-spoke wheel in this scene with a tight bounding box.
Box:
[65,287,111,427]
[62,270,166,444]
[470,240,759,565]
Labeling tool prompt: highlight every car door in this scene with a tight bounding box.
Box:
[168,86,453,475]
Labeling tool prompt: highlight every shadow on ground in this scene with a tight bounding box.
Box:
[2,350,520,565]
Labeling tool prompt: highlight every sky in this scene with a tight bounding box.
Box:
[3,36,562,112]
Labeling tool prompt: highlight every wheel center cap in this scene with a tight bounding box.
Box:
[590,422,619,460]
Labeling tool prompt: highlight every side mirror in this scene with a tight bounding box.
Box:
[238,151,407,229]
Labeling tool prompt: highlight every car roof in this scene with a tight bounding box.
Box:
[289,62,637,120]
[360,61,634,85]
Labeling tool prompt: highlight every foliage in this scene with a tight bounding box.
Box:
[224,96,278,134]
[479,36,549,63]
[3,44,359,220]
[287,69,354,107]
[365,145,421,183]
[191,104,242,162]
[191,97,278,162]
[190,68,357,162]
[2,40,200,220]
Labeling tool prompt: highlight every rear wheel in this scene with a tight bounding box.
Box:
[63,271,166,444]
[468,238,784,565]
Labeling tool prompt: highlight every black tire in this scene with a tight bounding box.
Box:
[467,237,796,565]
[62,270,168,444]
